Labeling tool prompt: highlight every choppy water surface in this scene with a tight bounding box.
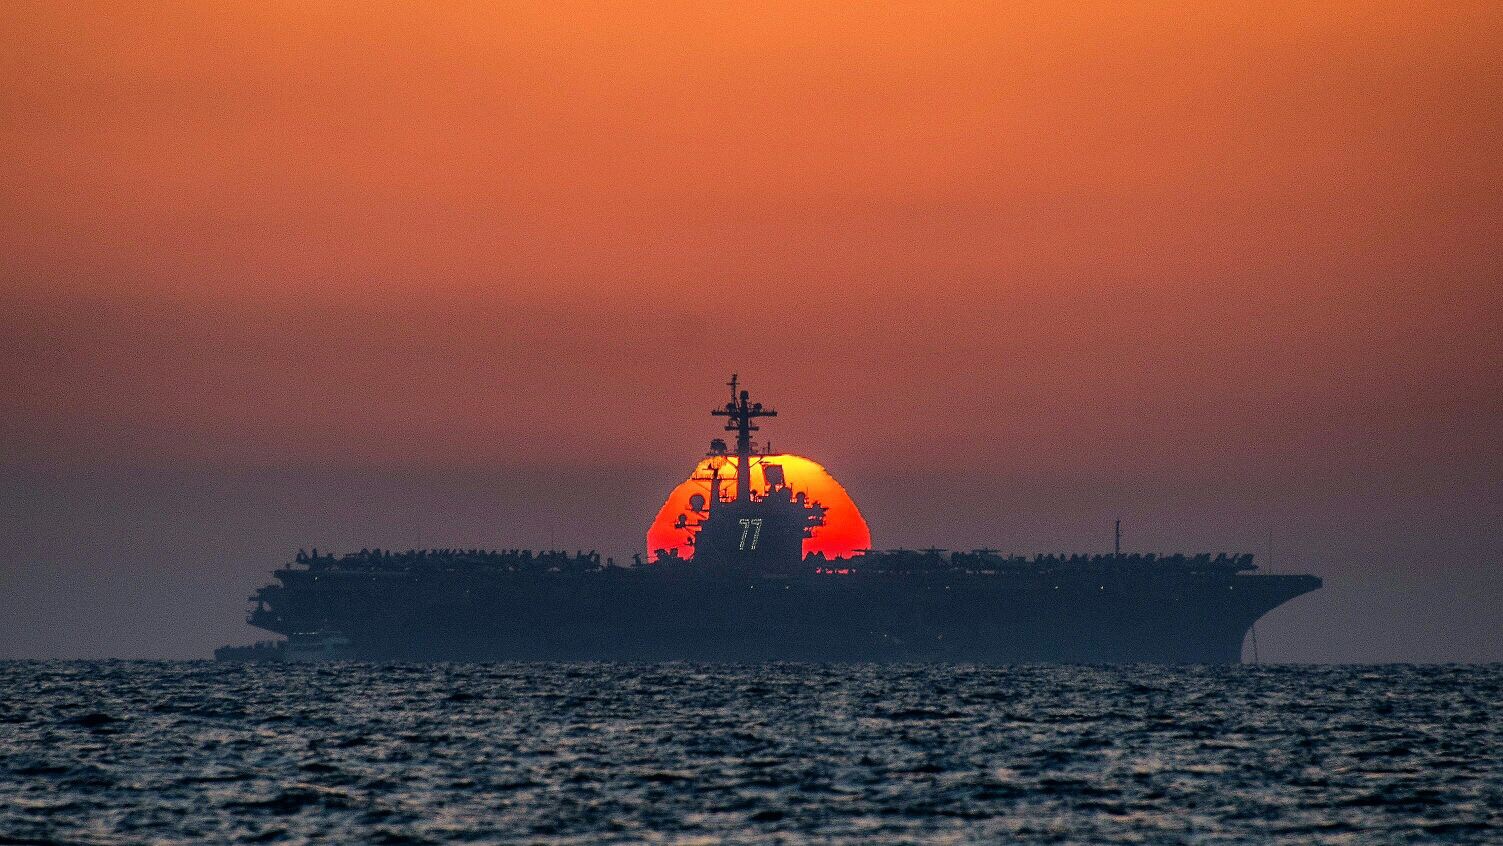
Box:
[1,663,1499,844]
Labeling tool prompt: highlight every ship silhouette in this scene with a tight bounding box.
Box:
[219,377,1320,663]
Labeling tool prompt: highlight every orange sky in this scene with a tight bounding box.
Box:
[4,2,1499,474]
[1,2,1501,659]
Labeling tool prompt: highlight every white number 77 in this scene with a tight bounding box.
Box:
[738,518,764,551]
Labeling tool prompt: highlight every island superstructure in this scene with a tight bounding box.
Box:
[219,378,1320,663]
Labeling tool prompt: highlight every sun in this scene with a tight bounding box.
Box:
[646,453,871,562]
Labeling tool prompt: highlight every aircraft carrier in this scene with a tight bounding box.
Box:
[219,378,1320,663]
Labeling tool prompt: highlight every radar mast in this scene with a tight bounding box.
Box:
[711,373,777,505]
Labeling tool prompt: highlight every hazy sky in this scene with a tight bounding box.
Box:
[2,2,1500,660]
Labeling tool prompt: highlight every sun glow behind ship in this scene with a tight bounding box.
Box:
[647,454,871,562]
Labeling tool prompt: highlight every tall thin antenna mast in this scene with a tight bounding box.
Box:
[1114,519,1121,556]
[711,374,776,505]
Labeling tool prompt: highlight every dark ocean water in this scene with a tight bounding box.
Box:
[1,662,1499,844]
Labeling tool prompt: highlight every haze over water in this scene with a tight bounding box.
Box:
[3,662,1499,844]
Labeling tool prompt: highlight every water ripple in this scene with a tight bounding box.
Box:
[0,662,1498,843]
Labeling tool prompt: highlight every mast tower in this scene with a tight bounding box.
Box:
[711,373,777,505]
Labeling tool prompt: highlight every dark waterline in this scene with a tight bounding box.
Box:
[2,662,1499,844]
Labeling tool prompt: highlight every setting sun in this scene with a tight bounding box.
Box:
[647,454,871,562]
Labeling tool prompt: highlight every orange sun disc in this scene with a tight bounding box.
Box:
[646,454,872,562]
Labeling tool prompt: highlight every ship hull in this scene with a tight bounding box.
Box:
[249,570,1320,663]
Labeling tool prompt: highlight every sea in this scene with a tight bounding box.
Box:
[1,662,1498,844]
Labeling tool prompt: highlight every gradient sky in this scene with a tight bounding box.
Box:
[2,2,1500,660]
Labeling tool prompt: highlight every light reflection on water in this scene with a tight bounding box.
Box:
[0,662,1498,843]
